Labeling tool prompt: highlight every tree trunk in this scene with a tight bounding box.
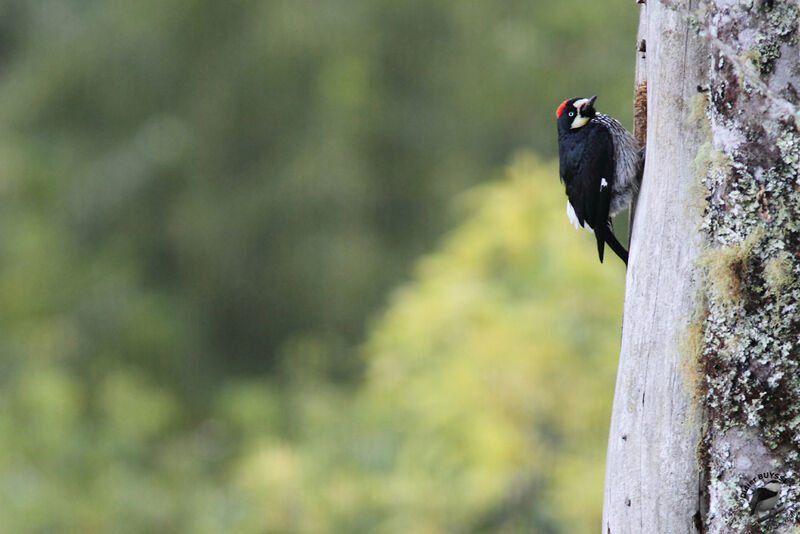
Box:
[602,2,708,532]
[603,1,800,533]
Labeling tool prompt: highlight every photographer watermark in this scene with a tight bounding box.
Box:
[740,471,794,521]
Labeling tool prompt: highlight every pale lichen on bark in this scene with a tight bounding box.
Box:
[689,0,800,532]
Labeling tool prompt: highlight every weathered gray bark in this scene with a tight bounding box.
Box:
[603,2,708,532]
[603,1,800,533]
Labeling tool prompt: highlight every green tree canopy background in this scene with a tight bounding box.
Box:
[0,1,636,532]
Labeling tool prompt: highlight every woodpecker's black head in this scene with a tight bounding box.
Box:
[556,95,598,133]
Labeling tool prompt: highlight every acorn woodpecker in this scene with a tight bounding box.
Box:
[556,95,643,265]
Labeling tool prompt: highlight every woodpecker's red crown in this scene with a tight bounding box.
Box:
[556,100,569,118]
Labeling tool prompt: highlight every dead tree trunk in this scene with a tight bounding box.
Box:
[602,2,708,532]
[603,1,800,533]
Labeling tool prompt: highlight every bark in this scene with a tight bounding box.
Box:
[603,2,708,532]
[603,1,800,533]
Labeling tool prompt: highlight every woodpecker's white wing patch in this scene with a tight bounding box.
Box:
[600,178,608,190]
[566,200,581,229]
[567,200,594,233]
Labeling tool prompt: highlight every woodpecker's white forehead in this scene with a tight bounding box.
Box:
[573,98,592,113]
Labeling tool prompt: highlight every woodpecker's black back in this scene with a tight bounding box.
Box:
[556,96,639,265]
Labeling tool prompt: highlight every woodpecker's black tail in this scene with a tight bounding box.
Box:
[604,220,628,265]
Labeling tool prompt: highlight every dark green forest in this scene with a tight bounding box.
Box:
[0,1,636,532]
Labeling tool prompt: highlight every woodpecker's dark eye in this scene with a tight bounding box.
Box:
[568,111,575,117]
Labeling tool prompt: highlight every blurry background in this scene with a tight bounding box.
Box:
[0,1,637,532]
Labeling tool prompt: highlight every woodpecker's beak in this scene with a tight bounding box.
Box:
[581,95,598,117]
[574,95,598,117]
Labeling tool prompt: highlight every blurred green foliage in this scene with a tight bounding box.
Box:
[0,157,625,532]
[0,1,636,532]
